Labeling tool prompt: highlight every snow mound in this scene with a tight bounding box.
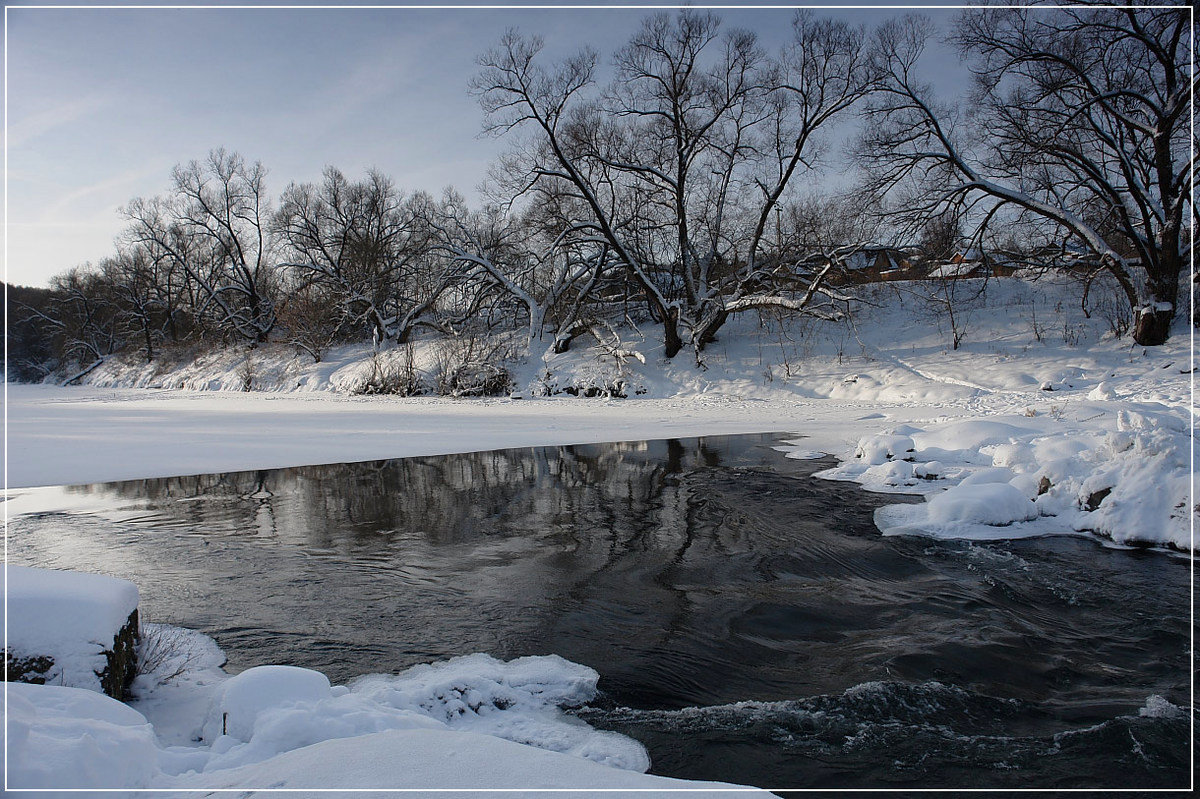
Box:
[806,400,1195,550]
[186,653,647,774]
[202,665,334,742]
[166,727,763,794]
[927,483,1038,526]
[5,680,754,794]
[855,433,915,465]
[4,682,159,789]
[3,565,139,691]
[5,636,731,792]
[350,653,650,772]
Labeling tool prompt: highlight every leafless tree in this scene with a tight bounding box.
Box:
[100,246,165,363]
[123,149,278,344]
[473,10,872,360]
[43,266,123,375]
[275,168,452,348]
[428,190,612,353]
[861,5,1192,345]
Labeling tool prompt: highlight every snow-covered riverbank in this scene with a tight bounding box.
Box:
[5,593,766,795]
[4,383,946,488]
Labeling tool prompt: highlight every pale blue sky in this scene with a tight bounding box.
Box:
[5,2,969,287]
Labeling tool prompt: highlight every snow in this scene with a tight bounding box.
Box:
[201,664,334,742]
[2,624,762,794]
[818,401,1193,549]
[2,382,927,490]
[4,682,160,790]
[3,565,139,692]
[1138,694,1186,719]
[926,482,1038,525]
[854,432,916,465]
[167,728,761,794]
[351,654,648,771]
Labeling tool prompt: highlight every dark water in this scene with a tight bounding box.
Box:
[6,434,1191,790]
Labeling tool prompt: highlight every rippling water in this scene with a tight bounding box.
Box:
[6,434,1189,789]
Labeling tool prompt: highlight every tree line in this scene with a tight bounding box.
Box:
[7,5,1192,382]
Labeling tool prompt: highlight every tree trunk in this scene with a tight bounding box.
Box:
[662,314,683,359]
[637,283,682,359]
[694,308,729,351]
[1132,250,1182,346]
[552,322,589,354]
[527,305,545,352]
[1133,305,1173,346]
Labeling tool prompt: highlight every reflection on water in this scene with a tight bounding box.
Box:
[7,434,1189,789]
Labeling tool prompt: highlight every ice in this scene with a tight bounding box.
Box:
[349,653,650,772]
[1137,695,1185,719]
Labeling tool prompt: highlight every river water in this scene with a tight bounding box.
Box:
[6,433,1190,789]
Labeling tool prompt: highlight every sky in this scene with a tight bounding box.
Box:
[4,1,970,288]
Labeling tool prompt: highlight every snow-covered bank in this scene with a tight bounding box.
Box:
[5,616,763,795]
[3,565,140,694]
[787,398,1194,551]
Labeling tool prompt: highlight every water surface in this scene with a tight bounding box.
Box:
[7,434,1189,789]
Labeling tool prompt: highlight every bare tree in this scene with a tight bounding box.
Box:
[43,266,124,376]
[124,149,278,345]
[862,5,1192,345]
[276,168,452,348]
[100,246,165,363]
[428,190,612,353]
[473,11,871,359]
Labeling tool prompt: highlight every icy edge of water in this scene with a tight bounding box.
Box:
[11,625,750,793]
[780,404,1194,554]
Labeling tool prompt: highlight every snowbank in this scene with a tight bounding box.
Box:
[3,620,753,793]
[3,565,139,693]
[190,655,647,774]
[166,727,761,795]
[8,275,1192,490]
[349,654,649,771]
[807,401,1194,550]
[4,682,160,790]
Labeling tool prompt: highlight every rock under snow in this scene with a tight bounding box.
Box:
[202,665,334,742]
[3,565,139,696]
[926,482,1039,526]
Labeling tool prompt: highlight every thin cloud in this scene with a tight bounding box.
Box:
[6,94,112,150]
[35,164,166,223]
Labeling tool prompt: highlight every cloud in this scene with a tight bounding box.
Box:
[6,94,113,150]
[35,163,166,222]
